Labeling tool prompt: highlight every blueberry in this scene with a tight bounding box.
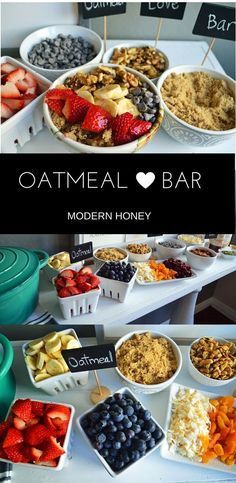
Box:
[107,421,116,432]
[86,427,96,437]
[96,433,106,444]
[134,402,142,412]
[95,420,107,431]
[109,448,118,457]
[123,438,132,448]
[139,430,152,442]
[123,417,132,429]
[100,410,110,420]
[124,405,134,417]
[106,455,115,465]
[94,441,103,451]
[115,431,126,443]
[106,396,115,405]
[153,428,163,442]
[90,412,100,422]
[147,437,156,449]
[99,448,109,458]
[116,423,124,431]
[125,398,134,406]
[111,412,124,423]
[137,419,145,428]
[145,420,156,433]
[142,410,152,421]
[113,441,121,450]
[134,439,146,452]
[130,414,137,423]
[114,460,124,470]
[125,429,135,439]
[81,418,89,429]
[132,424,141,434]
[107,432,115,441]
[129,449,140,461]
[104,440,112,449]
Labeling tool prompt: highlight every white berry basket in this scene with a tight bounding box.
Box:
[55,285,101,319]
[95,264,137,303]
[1,56,51,153]
[22,328,89,395]
[76,386,166,478]
[0,398,75,471]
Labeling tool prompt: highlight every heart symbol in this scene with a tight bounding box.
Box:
[136,172,155,189]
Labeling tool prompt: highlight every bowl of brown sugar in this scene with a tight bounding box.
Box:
[157,65,236,147]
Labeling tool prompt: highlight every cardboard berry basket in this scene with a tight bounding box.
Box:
[1,56,51,153]
[22,328,89,395]
[0,398,75,471]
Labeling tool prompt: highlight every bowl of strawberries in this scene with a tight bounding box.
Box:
[43,63,164,153]
[54,265,101,319]
[0,398,74,470]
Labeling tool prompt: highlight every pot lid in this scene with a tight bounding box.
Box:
[0,247,42,295]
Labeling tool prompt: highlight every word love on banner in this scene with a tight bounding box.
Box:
[61,344,117,372]
[193,3,235,41]
[70,241,93,263]
[81,2,126,19]
[140,2,186,20]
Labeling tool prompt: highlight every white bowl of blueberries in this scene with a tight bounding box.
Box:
[20,25,103,81]
[155,238,186,259]
[77,387,165,477]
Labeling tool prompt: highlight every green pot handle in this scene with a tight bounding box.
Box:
[0,334,14,380]
[32,249,49,269]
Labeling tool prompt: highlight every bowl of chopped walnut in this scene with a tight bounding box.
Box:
[43,63,164,153]
[103,42,169,84]
[188,337,236,387]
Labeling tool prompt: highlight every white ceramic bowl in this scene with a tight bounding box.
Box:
[115,330,182,394]
[178,235,205,249]
[220,249,236,260]
[0,398,75,471]
[186,245,217,271]
[157,65,236,147]
[188,337,236,387]
[93,246,128,264]
[77,386,166,477]
[155,239,186,259]
[43,63,164,153]
[126,245,152,262]
[20,25,103,81]
[103,41,169,84]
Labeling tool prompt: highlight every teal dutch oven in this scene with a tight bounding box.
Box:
[0,247,49,325]
[0,333,15,420]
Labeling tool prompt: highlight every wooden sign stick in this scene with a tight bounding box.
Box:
[103,16,107,56]
[94,370,102,396]
[201,37,216,65]
[155,18,163,48]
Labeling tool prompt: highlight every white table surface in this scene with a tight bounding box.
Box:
[16,40,235,155]
[9,335,236,483]
[39,255,236,326]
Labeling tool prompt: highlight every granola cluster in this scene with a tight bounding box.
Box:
[110,46,167,79]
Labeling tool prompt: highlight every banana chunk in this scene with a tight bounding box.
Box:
[59,357,69,373]
[28,338,44,351]
[46,359,65,376]
[45,337,61,354]
[36,352,46,370]
[35,373,51,382]
[95,98,118,117]
[76,89,94,104]
[116,98,139,117]
[25,355,37,371]
[66,339,81,350]
[94,84,123,100]
[25,347,39,356]
[61,335,75,347]
[43,332,58,343]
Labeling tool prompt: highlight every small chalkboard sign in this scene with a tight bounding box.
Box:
[70,241,93,263]
[193,3,235,41]
[140,2,186,20]
[80,2,126,19]
[62,344,116,372]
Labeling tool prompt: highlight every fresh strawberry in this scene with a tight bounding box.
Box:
[65,278,76,287]
[82,104,111,133]
[79,266,93,276]
[24,423,51,446]
[3,427,24,448]
[1,102,14,119]
[27,417,39,427]
[43,414,58,437]
[3,98,24,110]
[39,436,65,462]
[16,72,37,92]
[68,286,82,296]
[130,118,152,138]
[76,274,88,285]
[31,401,44,417]
[21,93,37,107]
[89,274,100,289]
[1,74,8,85]
[4,443,24,463]
[25,86,37,95]
[45,88,74,101]
[12,398,32,422]
[59,269,75,279]
[44,415,68,438]
[55,277,66,290]
[13,417,26,431]
[35,459,57,467]
[46,98,64,116]
[0,421,10,439]
[26,446,43,463]
[62,94,90,123]
[58,287,71,298]
[1,81,21,99]
[6,67,25,84]
[0,447,7,459]
[112,112,134,145]
[80,282,92,293]
[46,404,70,422]
[1,62,16,74]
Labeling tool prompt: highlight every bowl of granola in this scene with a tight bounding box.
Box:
[43,64,164,153]
[93,246,128,264]
[103,42,169,83]
[126,243,152,262]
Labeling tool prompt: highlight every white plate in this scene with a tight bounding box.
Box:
[135,261,197,285]
[160,382,236,475]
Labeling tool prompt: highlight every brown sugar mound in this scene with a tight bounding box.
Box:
[161,72,235,131]
[116,332,177,385]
